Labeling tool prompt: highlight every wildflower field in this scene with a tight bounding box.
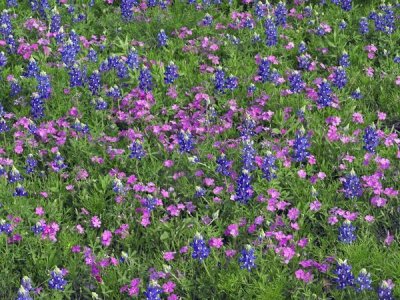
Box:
[0,0,400,299]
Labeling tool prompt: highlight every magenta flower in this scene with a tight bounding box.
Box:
[225,224,239,237]
[91,216,101,228]
[162,281,176,294]
[163,252,176,261]
[101,230,112,247]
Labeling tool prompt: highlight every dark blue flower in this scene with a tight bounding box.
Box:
[338,221,357,244]
[191,233,210,261]
[332,259,355,290]
[239,245,256,271]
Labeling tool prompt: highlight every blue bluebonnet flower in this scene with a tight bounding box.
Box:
[91,97,108,111]
[25,154,37,174]
[201,13,213,26]
[359,17,369,35]
[50,8,61,33]
[235,169,253,204]
[6,0,18,7]
[178,130,195,153]
[129,140,146,160]
[0,220,12,235]
[36,72,52,99]
[31,222,44,235]
[363,125,379,153]
[157,29,168,47]
[342,169,363,200]
[13,184,28,197]
[333,67,347,89]
[88,70,101,95]
[23,58,40,78]
[292,129,310,163]
[9,78,21,97]
[144,195,157,211]
[239,245,256,271]
[378,280,395,300]
[51,152,67,172]
[16,286,32,300]
[147,0,158,7]
[87,49,98,62]
[0,118,9,133]
[254,2,265,20]
[216,153,231,177]
[258,57,271,83]
[195,186,206,198]
[164,62,179,84]
[139,66,153,91]
[48,267,67,291]
[247,83,256,95]
[340,0,352,11]
[241,138,256,171]
[121,0,137,21]
[71,119,90,134]
[144,281,163,300]
[225,74,238,91]
[116,60,129,79]
[339,51,350,67]
[298,41,307,54]
[21,276,33,291]
[338,220,357,244]
[262,151,277,181]
[264,16,278,47]
[112,178,125,194]
[317,79,333,107]
[191,233,210,261]
[214,67,226,93]
[351,88,363,100]
[339,20,347,30]
[274,1,287,27]
[8,166,23,184]
[0,51,7,67]
[68,64,84,88]
[6,34,17,54]
[126,48,139,70]
[61,39,78,67]
[240,115,256,138]
[288,71,305,93]
[333,259,355,290]
[298,53,312,70]
[303,6,313,18]
[393,56,400,64]
[106,85,122,99]
[244,17,254,29]
[355,269,372,292]
[0,10,13,38]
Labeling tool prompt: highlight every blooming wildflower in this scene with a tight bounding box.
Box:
[338,220,357,244]
[333,67,347,89]
[164,62,179,84]
[262,151,277,181]
[355,269,372,292]
[51,152,67,172]
[216,153,231,176]
[240,115,256,138]
[339,20,347,30]
[333,259,355,289]
[129,140,146,160]
[342,170,363,200]
[126,48,139,70]
[317,79,333,107]
[121,0,136,21]
[351,88,363,100]
[214,67,226,93]
[139,66,153,91]
[191,233,210,261]
[91,216,101,228]
[292,129,311,163]
[363,125,379,153]
[68,64,84,88]
[359,17,369,35]
[72,119,90,134]
[235,169,253,204]
[177,130,195,153]
[274,2,287,27]
[264,16,278,47]
[298,53,312,70]
[340,0,352,11]
[8,166,23,184]
[258,57,271,83]
[0,220,12,235]
[298,41,307,54]
[37,72,52,100]
[112,178,125,194]
[144,281,163,300]
[288,71,305,93]
[30,92,45,120]
[92,97,108,110]
[13,184,28,197]
[339,51,350,67]
[48,267,67,290]
[88,70,101,95]
[225,74,238,91]
[9,78,21,97]
[201,13,213,26]
[241,139,256,171]
[25,154,37,174]
[239,245,256,271]
[378,280,395,300]
[157,29,168,47]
